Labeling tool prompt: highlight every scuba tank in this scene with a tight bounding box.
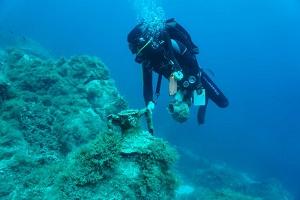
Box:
[165,18,199,55]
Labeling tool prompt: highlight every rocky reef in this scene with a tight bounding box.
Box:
[175,149,293,200]
[0,48,178,199]
[0,45,294,200]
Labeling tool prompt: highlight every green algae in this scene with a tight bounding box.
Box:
[0,48,178,200]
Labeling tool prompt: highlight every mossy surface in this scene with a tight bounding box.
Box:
[0,48,126,199]
[0,48,179,199]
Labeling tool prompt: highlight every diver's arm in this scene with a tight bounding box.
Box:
[142,64,153,105]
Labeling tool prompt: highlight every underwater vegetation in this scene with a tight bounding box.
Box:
[0,44,294,199]
[0,47,178,199]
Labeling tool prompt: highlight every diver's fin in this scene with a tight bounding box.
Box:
[197,105,207,124]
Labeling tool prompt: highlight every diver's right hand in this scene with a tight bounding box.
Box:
[172,71,184,81]
[147,101,155,111]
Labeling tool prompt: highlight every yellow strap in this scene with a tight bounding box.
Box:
[136,38,153,56]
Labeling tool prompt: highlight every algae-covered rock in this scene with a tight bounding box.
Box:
[22,129,178,200]
[0,74,15,104]
[0,48,129,199]
[0,45,292,200]
[1,48,127,156]
[47,110,179,200]
[190,163,293,200]
[175,155,294,200]
[121,129,155,154]
[0,119,26,160]
[0,47,179,200]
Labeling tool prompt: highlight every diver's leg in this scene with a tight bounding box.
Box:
[197,96,209,124]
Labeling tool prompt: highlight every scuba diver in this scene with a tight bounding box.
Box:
[127,18,229,124]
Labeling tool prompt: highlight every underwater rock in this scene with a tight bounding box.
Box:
[57,130,177,199]
[1,48,127,155]
[120,129,155,154]
[0,31,52,59]
[0,47,179,200]
[0,47,128,199]
[175,185,195,199]
[20,125,178,199]
[0,46,293,200]
[0,75,14,104]
[176,159,294,200]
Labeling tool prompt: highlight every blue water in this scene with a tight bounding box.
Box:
[1,0,299,198]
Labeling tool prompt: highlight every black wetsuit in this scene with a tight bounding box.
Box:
[128,20,229,124]
[141,32,202,105]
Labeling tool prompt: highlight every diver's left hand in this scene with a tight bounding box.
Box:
[172,71,184,81]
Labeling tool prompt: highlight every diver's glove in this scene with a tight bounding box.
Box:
[147,101,155,111]
[172,71,184,81]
